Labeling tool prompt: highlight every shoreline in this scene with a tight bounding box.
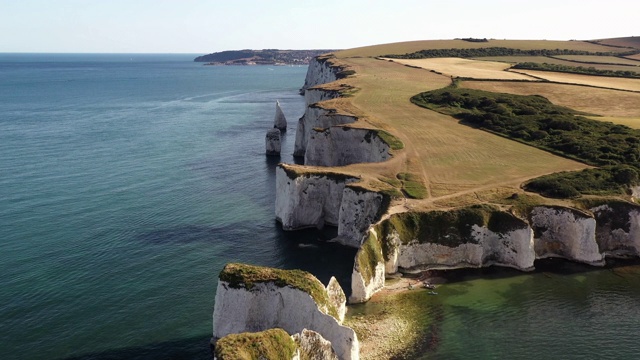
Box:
[347,257,640,359]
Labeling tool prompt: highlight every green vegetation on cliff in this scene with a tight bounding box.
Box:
[214,328,296,360]
[411,87,640,198]
[219,263,339,319]
[380,205,526,248]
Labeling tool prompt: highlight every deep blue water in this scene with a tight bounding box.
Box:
[0,54,356,360]
[3,53,640,360]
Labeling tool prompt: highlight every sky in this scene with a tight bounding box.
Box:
[1,0,638,54]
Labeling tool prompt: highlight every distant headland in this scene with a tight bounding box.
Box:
[193,49,336,65]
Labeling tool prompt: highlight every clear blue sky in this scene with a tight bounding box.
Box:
[1,0,638,53]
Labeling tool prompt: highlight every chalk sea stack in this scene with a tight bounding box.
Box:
[274,100,287,131]
[265,128,281,156]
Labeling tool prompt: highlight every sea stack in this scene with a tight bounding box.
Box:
[274,100,287,131]
[266,128,281,156]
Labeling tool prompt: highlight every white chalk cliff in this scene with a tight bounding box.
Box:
[389,221,535,272]
[591,202,640,257]
[301,57,340,94]
[304,127,391,167]
[294,104,357,158]
[213,279,359,360]
[530,206,603,265]
[275,165,358,230]
[337,187,386,248]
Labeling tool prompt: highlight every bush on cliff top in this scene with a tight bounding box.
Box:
[219,263,339,319]
[214,328,297,360]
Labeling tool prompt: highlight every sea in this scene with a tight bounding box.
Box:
[1,53,639,360]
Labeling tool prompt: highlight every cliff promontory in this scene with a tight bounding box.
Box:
[212,263,359,360]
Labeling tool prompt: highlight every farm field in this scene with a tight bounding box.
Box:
[459,80,640,117]
[326,57,587,200]
[627,54,640,61]
[594,37,640,49]
[473,56,640,73]
[584,116,640,129]
[335,39,629,58]
[509,69,640,91]
[554,55,640,66]
[385,57,535,80]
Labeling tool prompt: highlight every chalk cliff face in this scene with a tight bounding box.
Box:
[350,207,537,302]
[305,88,341,105]
[301,57,340,94]
[337,187,386,248]
[213,265,359,360]
[305,127,391,167]
[391,223,535,271]
[294,105,357,158]
[530,206,603,265]
[591,202,640,257]
[275,165,358,230]
[275,165,387,247]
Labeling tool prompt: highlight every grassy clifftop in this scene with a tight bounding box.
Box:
[219,263,339,319]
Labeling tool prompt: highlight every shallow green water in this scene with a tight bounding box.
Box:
[413,260,640,359]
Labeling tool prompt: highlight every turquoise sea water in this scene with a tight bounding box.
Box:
[0,54,355,360]
[2,54,640,360]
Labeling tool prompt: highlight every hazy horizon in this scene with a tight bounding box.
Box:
[1,0,638,54]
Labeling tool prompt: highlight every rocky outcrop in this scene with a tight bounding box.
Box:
[337,187,387,248]
[351,206,536,302]
[274,100,287,131]
[530,206,603,265]
[266,128,281,156]
[213,264,359,360]
[275,165,358,230]
[294,105,357,158]
[350,230,386,304]
[304,127,391,167]
[293,329,339,360]
[391,223,534,271]
[275,165,388,247]
[591,201,640,257]
[384,207,535,273]
[326,277,347,323]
